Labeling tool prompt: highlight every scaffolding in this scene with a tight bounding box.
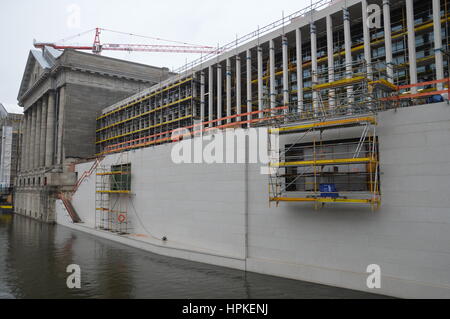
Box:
[267,61,391,210]
[269,115,380,210]
[95,155,132,234]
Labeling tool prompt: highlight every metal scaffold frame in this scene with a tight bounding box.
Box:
[269,115,381,210]
[267,60,390,211]
[95,153,132,234]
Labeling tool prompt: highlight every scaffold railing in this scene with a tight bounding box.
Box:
[95,154,132,234]
[268,114,381,210]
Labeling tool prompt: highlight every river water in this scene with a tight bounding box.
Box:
[0,213,387,299]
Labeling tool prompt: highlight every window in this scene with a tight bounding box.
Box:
[284,138,379,193]
[110,164,131,192]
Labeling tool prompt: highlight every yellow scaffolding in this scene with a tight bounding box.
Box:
[95,155,132,234]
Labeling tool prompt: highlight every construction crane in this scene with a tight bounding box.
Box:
[34,28,220,55]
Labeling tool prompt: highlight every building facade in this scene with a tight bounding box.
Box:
[0,103,22,209]
[95,0,449,155]
[14,46,173,222]
[54,0,450,298]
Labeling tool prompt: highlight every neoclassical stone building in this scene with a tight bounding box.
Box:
[15,47,172,222]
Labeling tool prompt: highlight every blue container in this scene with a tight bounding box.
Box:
[320,184,339,198]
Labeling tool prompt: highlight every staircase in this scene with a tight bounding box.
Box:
[58,193,82,224]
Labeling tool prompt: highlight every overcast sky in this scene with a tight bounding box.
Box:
[0,0,311,114]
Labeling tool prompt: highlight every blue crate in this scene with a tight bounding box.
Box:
[319,184,339,198]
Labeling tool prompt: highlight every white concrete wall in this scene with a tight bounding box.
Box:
[59,102,450,298]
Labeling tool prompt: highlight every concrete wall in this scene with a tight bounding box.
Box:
[59,102,450,298]
[64,83,140,159]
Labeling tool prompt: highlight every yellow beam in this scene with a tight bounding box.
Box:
[96,171,129,176]
[269,116,377,134]
[96,191,131,194]
[312,76,367,91]
[369,79,398,91]
[0,205,13,209]
[96,95,193,132]
[97,77,193,120]
[96,114,193,144]
[270,197,376,204]
[271,158,376,167]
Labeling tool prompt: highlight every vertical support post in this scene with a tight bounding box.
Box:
[433,0,444,90]
[45,91,55,168]
[326,15,335,108]
[31,104,37,169]
[217,63,223,125]
[343,7,354,104]
[200,71,205,128]
[226,58,232,123]
[35,101,42,169]
[23,111,30,170]
[236,55,242,122]
[282,35,289,113]
[269,39,276,110]
[362,0,373,80]
[246,49,253,127]
[296,28,304,114]
[192,72,197,118]
[208,66,214,127]
[257,45,263,118]
[40,96,47,168]
[406,0,418,94]
[311,22,319,113]
[57,86,65,165]
[383,0,394,82]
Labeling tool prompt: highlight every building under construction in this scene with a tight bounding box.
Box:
[22,0,450,298]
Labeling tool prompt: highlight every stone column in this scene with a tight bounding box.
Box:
[31,105,38,170]
[35,101,42,169]
[25,111,31,171]
[57,86,66,165]
[311,21,319,113]
[433,0,444,90]
[226,58,232,123]
[343,7,354,104]
[246,49,252,125]
[269,39,276,110]
[327,15,336,108]
[282,36,289,113]
[362,0,373,80]
[406,0,418,93]
[200,71,205,128]
[236,55,242,122]
[383,0,394,82]
[45,91,56,167]
[20,113,28,171]
[208,66,214,127]
[217,63,223,125]
[296,28,303,113]
[257,46,263,118]
[40,96,48,168]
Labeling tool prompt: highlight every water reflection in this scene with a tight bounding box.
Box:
[0,214,387,299]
